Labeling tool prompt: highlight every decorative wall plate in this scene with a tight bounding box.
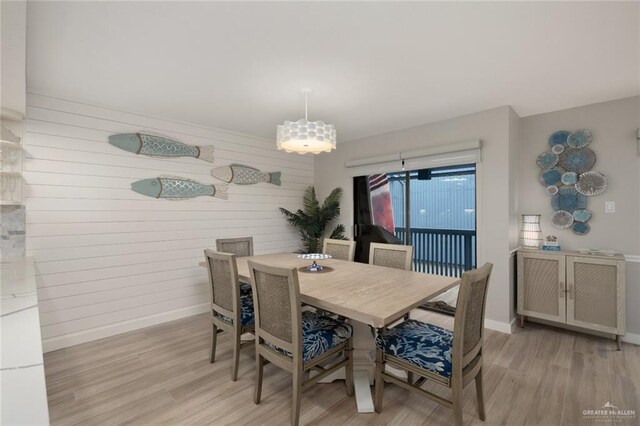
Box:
[575,171,607,196]
[539,167,564,186]
[572,222,590,235]
[551,144,565,154]
[536,152,559,169]
[548,130,570,148]
[561,171,578,186]
[551,187,588,212]
[546,185,559,195]
[567,129,593,148]
[551,210,574,229]
[572,209,592,222]
[558,147,596,174]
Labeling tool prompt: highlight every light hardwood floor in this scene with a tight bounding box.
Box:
[44,310,639,425]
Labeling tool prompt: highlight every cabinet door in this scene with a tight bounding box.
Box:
[566,256,625,335]
[517,252,566,323]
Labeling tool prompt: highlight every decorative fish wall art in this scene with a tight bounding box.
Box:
[109,133,215,163]
[211,164,281,186]
[131,177,228,200]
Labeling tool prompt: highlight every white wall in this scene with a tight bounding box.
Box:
[314,106,516,331]
[25,93,311,352]
[1,0,27,115]
[508,108,522,321]
[519,96,640,338]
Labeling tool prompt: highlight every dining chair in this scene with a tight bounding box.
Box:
[216,236,254,295]
[204,249,255,381]
[248,260,355,426]
[216,236,254,257]
[369,242,413,271]
[322,238,356,262]
[370,242,414,320]
[373,263,494,426]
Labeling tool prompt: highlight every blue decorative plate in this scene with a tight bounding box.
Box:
[567,129,593,148]
[551,187,588,212]
[539,167,564,186]
[536,152,559,169]
[561,171,578,186]
[572,209,592,222]
[549,131,570,148]
[551,210,574,229]
[558,147,596,174]
[572,222,590,235]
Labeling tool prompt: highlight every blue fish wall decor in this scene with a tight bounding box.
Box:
[131,177,228,200]
[109,133,215,163]
[211,164,281,186]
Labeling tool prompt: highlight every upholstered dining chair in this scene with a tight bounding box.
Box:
[370,242,414,321]
[248,260,355,426]
[322,238,356,262]
[216,236,254,295]
[369,242,413,271]
[204,249,255,381]
[373,263,494,426]
[216,236,254,257]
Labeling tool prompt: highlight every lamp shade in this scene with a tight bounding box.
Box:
[276,119,336,155]
[521,214,542,249]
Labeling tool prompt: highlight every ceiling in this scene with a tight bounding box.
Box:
[27,2,639,142]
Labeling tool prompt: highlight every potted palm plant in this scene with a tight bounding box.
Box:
[279,186,347,253]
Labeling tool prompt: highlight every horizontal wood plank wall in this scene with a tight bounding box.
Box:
[25,93,311,352]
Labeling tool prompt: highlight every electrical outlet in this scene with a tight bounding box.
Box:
[605,201,615,213]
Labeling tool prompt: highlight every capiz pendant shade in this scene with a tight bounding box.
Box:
[277,119,336,154]
[521,214,542,249]
[276,89,336,155]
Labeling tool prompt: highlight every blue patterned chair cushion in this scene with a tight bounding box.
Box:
[376,319,453,379]
[266,311,353,363]
[214,290,254,327]
[239,281,252,296]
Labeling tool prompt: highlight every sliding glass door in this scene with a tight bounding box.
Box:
[354,164,476,277]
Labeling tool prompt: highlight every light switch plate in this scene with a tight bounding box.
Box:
[605,201,615,213]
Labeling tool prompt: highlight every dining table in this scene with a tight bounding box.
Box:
[200,252,459,413]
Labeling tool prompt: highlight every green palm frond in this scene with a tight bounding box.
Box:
[279,186,348,253]
[329,224,347,240]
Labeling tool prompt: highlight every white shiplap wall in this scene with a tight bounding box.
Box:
[25,93,312,352]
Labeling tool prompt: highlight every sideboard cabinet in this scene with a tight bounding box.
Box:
[517,249,625,349]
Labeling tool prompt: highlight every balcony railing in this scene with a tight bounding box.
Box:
[394,227,476,278]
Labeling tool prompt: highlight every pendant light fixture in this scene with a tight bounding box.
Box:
[276,89,336,154]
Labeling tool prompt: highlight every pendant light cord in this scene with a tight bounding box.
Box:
[304,92,308,121]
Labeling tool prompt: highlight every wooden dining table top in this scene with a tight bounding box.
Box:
[202,252,459,329]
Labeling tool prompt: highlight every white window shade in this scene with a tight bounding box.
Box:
[344,153,402,177]
[402,148,481,171]
[345,139,481,176]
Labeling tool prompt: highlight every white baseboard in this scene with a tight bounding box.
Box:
[484,317,516,334]
[42,303,210,353]
[622,332,640,346]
